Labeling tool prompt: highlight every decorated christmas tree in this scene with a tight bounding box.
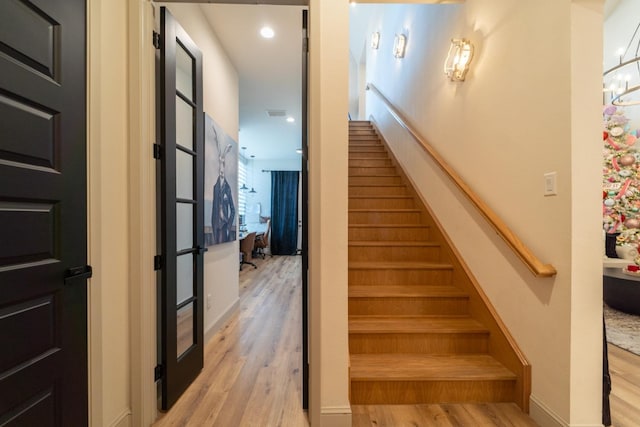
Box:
[602,105,640,257]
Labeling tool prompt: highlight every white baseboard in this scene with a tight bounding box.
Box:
[529,395,604,427]
[530,395,567,427]
[320,406,352,427]
[110,410,132,427]
[204,298,239,344]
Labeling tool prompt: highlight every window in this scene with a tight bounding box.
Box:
[238,154,247,225]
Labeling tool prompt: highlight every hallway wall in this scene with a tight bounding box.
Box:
[88,0,132,425]
[356,1,603,426]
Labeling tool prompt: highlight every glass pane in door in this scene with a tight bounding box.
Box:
[176,149,193,200]
[176,253,193,305]
[176,302,194,358]
[176,96,194,150]
[176,42,193,100]
[176,202,193,251]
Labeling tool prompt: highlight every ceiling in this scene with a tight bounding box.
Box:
[200,4,307,161]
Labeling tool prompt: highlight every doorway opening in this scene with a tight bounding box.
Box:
[152,1,309,419]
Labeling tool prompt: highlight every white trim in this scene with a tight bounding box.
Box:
[204,299,239,343]
[109,410,132,427]
[320,406,352,427]
[128,1,158,426]
[530,395,568,427]
[87,0,103,425]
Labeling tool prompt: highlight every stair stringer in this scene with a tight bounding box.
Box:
[371,122,532,413]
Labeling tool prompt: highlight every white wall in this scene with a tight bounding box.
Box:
[358,1,602,425]
[309,0,351,425]
[156,3,240,339]
[88,0,131,425]
[349,53,360,119]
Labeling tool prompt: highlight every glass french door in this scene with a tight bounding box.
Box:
[157,6,205,410]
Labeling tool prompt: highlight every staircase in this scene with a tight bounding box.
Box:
[348,121,530,409]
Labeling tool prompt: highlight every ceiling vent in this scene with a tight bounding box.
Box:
[266,109,287,118]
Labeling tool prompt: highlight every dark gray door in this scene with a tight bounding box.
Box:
[158,7,206,410]
[0,0,88,425]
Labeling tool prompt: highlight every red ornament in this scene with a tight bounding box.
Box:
[603,191,607,199]
[603,131,609,140]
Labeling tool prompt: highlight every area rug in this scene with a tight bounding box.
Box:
[604,304,640,355]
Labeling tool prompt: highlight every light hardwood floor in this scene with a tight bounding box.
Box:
[154,255,542,426]
[609,343,640,427]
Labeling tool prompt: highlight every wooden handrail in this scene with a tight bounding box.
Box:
[366,83,557,278]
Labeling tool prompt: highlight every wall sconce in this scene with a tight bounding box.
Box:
[393,34,407,58]
[371,31,380,50]
[444,38,474,81]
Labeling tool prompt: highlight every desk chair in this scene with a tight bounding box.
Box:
[254,219,271,259]
[240,232,258,270]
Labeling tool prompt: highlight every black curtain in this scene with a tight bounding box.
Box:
[271,171,299,255]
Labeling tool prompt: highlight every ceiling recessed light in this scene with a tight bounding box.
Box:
[260,27,275,39]
[286,117,295,123]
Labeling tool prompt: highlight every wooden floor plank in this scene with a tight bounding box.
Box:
[609,343,640,427]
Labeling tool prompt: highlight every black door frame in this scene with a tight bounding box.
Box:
[301,8,310,410]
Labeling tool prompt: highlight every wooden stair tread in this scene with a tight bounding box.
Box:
[350,354,516,381]
[349,184,406,187]
[349,285,467,298]
[349,208,420,213]
[349,195,412,199]
[349,174,400,178]
[349,241,438,248]
[349,262,453,270]
[349,224,428,228]
[349,316,487,334]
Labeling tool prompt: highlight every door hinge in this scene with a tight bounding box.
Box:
[154,255,163,271]
[154,364,163,381]
[153,31,161,49]
[153,143,162,159]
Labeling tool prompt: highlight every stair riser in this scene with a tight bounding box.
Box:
[349,130,377,135]
[349,151,388,158]
[350,147,386,154]
[349,186,408,196]
[349,211,421,223]
[349,227,430,241]
[349,176,403,186]
[349,380,516,405]
[348,297,468,316]
[349,198,415,209]
[349,159,392,167]
[350,145,382,151]
[348,246,440,262]
[349,332,487,354]
[349,269,452,286]
[350,136,381,141]
[349,167,397,176]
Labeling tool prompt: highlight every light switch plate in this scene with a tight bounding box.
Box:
[544,172,557,196]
